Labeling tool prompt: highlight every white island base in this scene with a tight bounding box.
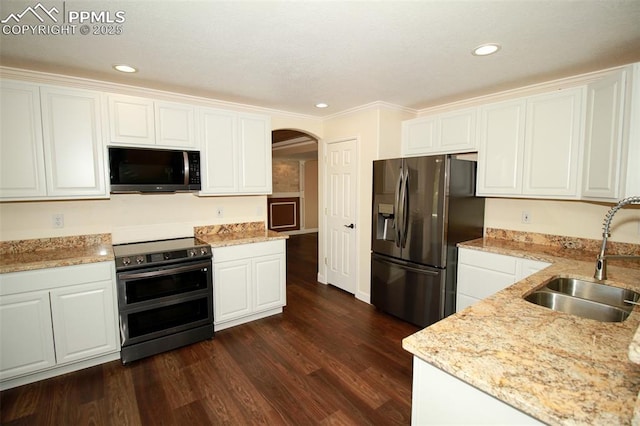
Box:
[411,357,543,425]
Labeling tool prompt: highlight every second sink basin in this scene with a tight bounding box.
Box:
[525,291,631,322]
[523,276,639,322]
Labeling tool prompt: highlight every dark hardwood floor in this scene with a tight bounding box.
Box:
[0,233,419,425]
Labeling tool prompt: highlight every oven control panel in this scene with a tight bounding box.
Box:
[115,247,211,270]
[113,237,212,271]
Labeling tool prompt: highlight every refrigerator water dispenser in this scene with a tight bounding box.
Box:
[376,203,395,241]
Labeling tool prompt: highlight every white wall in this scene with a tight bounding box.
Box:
[320,103,410,303]
[485,198,640,244]
[0,194,267,243]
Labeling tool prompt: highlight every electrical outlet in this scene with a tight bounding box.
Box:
[52,213,64,229]
[215,207,224,218]
[521,211,531,224]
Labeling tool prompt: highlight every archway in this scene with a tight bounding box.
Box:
[269,129,318,235]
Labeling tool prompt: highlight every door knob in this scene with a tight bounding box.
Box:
[344,223,355,229]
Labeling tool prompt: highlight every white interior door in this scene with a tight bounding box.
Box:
[325,138,357,294]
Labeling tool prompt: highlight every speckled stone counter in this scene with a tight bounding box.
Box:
[403,231,640,425]
[194,222,288,247]
[0,234,113,274]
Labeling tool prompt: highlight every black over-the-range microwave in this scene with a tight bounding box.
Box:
[108,146,201,193]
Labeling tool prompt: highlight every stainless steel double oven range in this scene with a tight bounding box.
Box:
[113,237,214,364]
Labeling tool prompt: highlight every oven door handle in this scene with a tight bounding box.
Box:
[118,262,209,280]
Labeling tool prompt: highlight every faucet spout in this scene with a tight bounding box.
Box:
[594,196,640,280]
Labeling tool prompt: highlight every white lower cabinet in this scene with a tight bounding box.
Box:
[0,262,119,390]
[411,356,543,425]
[213,240,286,331]
[0,291,56,380]
[50,281,118,365]
[456,248,550,313]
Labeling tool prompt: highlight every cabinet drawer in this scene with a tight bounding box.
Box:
[458,248,517,274]
[0,262,114,296]
[457,264,515,300]
[212,240,284,263]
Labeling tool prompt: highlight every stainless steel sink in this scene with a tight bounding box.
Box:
[544,277,640,308]
[525,290,631,323]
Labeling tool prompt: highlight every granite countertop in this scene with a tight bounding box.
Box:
[194,222,288,248]
[196,229,288,248]
[0,234,113,274]
[0,223,288,274]
[403,235,640,425]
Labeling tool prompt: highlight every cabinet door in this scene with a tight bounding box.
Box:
[198,108,238,194]
[49,281,118,365]
[523,88,584,197]
[253,254,285,312]
[40,86,107,198]
[213,259,252,323]
[155,101,196,148]
[582,71,626,199]
[0,81,46,199]
[438,108,477,152]
[456,293,480,313]
[0,291,56,380]
[477,99,526,195]
[402,116,438,156]
[108,95,155,145]
[238,113,272,194]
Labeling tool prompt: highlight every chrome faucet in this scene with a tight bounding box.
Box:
[594,195,640,280]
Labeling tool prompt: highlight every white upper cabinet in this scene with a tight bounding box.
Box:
[402,107,478,156]
[108,94,196,149]
[0,80,46,198]
[402,116,437,155]
[522,89,584,197]
[155,101,195,148]
[40,86,107,198]
[0,81,108,201]
[108,94,155,145]
[582,64,640,200]
[199,108,272,195]
[477,87,584,198]
[238,113,272,193]
[477,99,527,194]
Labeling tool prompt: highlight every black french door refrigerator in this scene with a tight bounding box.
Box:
[371,154,484,328]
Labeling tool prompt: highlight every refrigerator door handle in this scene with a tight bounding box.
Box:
[394,166,404,248]
[401,167,409,248]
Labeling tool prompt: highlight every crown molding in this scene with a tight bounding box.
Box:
[0,66,322,121]
[415,64,629,116]
[322,101,417,120]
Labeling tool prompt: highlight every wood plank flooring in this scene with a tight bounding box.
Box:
[0,233,419,425]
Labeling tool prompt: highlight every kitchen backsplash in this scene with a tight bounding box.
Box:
[0,233,112,254]
[486,228,640,255]
[194,221,265,236]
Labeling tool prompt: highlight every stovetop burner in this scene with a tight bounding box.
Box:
[113,237,211,270]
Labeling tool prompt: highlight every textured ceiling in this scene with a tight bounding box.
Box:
[1,0,640,116]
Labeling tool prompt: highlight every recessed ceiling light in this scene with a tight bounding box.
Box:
[113,64,138,73]
[472,43,501,56]
[315,103,329,109]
